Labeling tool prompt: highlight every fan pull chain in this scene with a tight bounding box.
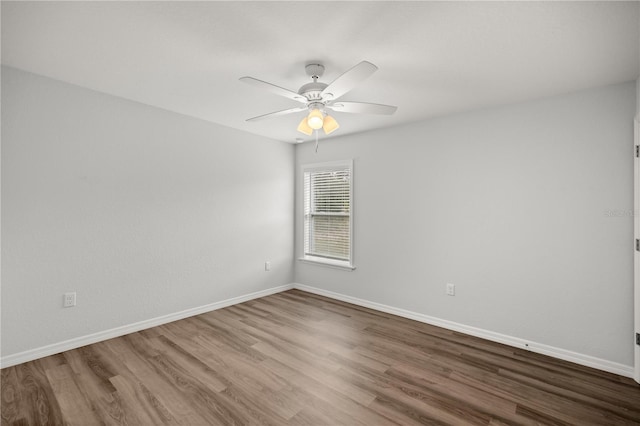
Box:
[315,130,319,153]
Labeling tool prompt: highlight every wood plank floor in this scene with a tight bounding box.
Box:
[2,289,640,425]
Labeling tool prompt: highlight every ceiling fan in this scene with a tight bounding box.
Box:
[240,61,397,136]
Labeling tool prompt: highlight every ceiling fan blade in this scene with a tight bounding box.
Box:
[321,61,378,101]
[246,106,307,122]
[328,101,397,115]
[240,77,307,103]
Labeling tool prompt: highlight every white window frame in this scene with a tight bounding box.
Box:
[299,160,355,271]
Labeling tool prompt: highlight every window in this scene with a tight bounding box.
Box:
[301,160,354,270]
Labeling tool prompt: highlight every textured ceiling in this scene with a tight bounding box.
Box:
[2,1,639,143]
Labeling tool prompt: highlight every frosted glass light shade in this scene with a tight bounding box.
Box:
[307,109,324,130]
[322,115,339,134]
[297,116,313,135]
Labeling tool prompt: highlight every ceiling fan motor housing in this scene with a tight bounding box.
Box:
[298,81,328,101]
[299,63,328,101]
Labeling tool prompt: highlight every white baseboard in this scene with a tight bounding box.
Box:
[0,283,294,368]
[4,282,633,379]
[292,283,635,379]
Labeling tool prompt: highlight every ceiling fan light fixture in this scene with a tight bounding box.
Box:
[297,116,313,135]
[322,115,339,134]
[307,108,324,130]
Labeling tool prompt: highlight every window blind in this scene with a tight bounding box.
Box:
[303,164,352,262]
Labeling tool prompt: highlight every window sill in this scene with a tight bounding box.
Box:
[298,256,356,271]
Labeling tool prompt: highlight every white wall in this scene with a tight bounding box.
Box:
[635,76,640,381]
[295,81,636,368]
[1,66,294,359]
[637,76,640,116]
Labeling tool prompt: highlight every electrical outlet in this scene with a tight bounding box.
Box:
[265,261,271,271]
[63,292,76,308]
[446,283,455,296]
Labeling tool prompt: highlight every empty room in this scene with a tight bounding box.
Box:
[2,1,640,425]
